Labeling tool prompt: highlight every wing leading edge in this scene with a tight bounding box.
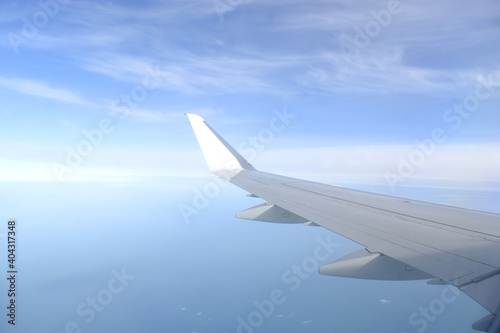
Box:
[186,114,500,332]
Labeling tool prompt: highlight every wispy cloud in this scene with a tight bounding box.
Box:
[80,51,296,95]
[116,108,214,124]
[3,1,497,97]
[295,49,487,95]
[90,1,500,95]
[0,76,84,104]
[0,140,204,182]
[256,144,500,186]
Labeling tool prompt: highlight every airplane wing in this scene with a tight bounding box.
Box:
[186,113,500,332]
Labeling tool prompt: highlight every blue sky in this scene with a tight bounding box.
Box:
[0,0,499,186]
[0,0,499,332]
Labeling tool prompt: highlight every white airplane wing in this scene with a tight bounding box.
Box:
[186,113,500,332]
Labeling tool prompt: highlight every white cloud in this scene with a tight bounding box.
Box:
[4,0,496,97]
[114,108,185,124]
[81,52,293,95]
[254,144,500,187]
[296,49,476,94]
[2,134,498,191]
[119,108,215,124]
[0,76,84,104]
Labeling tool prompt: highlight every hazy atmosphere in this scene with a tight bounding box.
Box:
[0,0,499,332]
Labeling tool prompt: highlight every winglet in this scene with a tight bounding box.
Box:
[186,114,255,179]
